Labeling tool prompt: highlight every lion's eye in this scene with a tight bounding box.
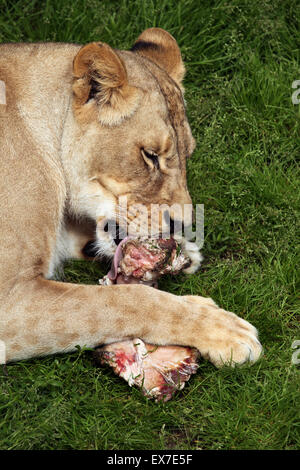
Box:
[141,149,160,169]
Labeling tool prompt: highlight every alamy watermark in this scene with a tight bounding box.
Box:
[0,80,6,105]
[291,80,300,104]
[98,196,204,248]
[291,340,300,365]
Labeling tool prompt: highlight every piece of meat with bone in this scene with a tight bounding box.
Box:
[94,339,199,402]
[99,236,191,286]
[97,237,199,401]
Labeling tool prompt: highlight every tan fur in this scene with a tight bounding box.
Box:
[0,30,262,367]
[73,42,142,126]
[132,28,186,86]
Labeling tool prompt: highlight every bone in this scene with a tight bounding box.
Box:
[94,339,199,402]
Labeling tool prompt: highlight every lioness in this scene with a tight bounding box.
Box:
[0,28,262,367]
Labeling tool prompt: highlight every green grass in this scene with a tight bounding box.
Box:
[0,0,299,450]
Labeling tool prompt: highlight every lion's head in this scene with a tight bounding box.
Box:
[64,28,196,258]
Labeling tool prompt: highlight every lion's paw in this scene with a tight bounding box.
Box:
[180,297,262,368]
[199,309,262,368]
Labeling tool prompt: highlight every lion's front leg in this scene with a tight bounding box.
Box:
[111,287,263,369]
[1,279,262,367]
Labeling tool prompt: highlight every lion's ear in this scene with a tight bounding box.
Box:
[131,28,185,86]
[73,42,141,126]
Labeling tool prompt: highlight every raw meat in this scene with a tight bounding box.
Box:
[94,339,199,402]
[99,236,191,286]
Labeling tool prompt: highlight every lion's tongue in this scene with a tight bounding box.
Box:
[107,236,131,281]
[106,237,160,286]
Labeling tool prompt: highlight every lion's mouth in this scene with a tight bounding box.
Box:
[99,236,191,287]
